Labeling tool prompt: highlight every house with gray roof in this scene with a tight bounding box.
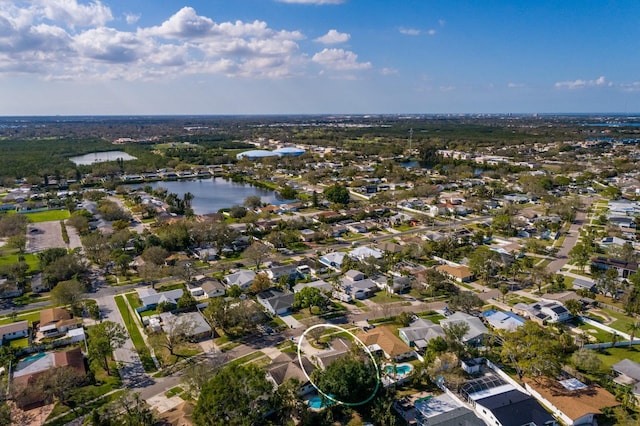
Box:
[136,288,184,310]
[612,359,640,397]
[0,320,28,344]
[412,393,484,426]
[257,289,295,315]
[440,312,488,346]
[320,251,346,270]
[224,269,256,290]
[159,311,212,341]
[293,279,332,294]
[399,318,445,350]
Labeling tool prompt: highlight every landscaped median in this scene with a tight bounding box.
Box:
[113,294,157,372]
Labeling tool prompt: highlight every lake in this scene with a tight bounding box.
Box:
[128,178,287,215]
[70,151,137,165]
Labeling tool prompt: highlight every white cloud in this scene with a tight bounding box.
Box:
[554,75,611,89]
[440,85,455,92]
[0,3,374,80]
[314,29,350,44]
[125,13,140,25]
[275,0,346,4]
[507,82,524,88]
[399,27,421,36]
[312,48,371,70]
[427,29,436,36]
[38,0,113,27]
[438,19,446,27]
[380,67,398,75]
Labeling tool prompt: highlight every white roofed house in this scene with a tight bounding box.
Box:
[293,279,332,294]
[0,321,28,344]
[320,251,346,270]
[348,246,383,262]
[340,270,378,300]
[136,288,184,311]
[224,269,256,290]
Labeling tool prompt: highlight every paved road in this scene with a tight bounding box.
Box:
[546,196,597,273]
[95,289,153,389]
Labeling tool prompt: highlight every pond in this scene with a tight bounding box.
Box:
[70,151,137,165]
[128,178,289,215]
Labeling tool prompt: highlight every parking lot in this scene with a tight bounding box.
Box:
[26,221,66,253]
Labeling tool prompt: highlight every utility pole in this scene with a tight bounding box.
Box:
[408,128,414,154]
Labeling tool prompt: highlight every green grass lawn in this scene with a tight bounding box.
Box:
[597,346,640,369]
[21,209,70,222]
[0,311,41,326]
[114,295,157,372]
[0,252,39,272]
[577,324,611,343]
[370,292,404,304]
[125,292,142,309]
[417,311,446,324]
[227,351,265,367]
[601,308,636,333]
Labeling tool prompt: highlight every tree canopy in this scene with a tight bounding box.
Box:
[194,363,275,426]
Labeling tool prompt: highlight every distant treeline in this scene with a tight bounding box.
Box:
[0,138,112,181]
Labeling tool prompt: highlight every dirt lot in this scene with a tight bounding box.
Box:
[26,221,65,253]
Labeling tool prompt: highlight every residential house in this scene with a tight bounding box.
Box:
[293,279,332,294]
[348,246,383,261]
[266,352,316,395]
[356,326,415,361]
[591,256,638,280]
[461,375,557,426]
[314,337,351,369]
[398,318,445,351]
[523,377,618,426]
[0,321,28,344]
[612,359,640,399]
[572,279,597,293]
[481,310,525,332]
[440,312,488,346]
[319,251,346,270]
[257,289,295,315]
[377,275,412,294]
[159,311,212,341]
[39,307,81,338]
[436,264,475,283]
[411,393,485,426]
[199,279,226,298]
[224,269,256,290]
[136,288,184,310]
[341,270,378,300]
[0,280,22,299]
[513,301,571,324]
[12,347,87,408]
[299,229,319,242]
[266,264,300,282]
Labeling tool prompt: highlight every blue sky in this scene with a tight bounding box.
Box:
[1,0,639,115]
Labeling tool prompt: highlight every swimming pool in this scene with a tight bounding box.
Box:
[384,364,413,376]
[307,395,334,409]
[22,352,47,363]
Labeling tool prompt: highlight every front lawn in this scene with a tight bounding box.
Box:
[21,209,70,222]
[601,308,636,333]
[370,292,404,304]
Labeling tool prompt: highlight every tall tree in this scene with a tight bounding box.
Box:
[500,321,562,379]
[292,286,328,314]
[244,242,271,270]
[88,321,127,376]
[194,363,275,426]
[50,279,86,307]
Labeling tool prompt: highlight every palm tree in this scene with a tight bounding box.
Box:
[611,331,620,348]
[627,321,640,348]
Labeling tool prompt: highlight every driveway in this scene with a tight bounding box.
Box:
[95,293,154,389]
